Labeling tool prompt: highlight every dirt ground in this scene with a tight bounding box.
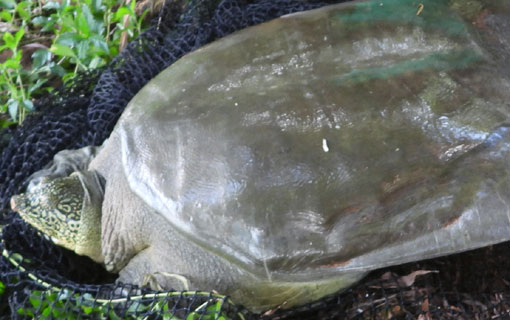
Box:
[265,241,510,319]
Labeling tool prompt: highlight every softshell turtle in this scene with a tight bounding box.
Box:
[10,0,510,312]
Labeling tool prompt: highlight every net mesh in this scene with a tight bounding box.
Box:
[1,0,510,319]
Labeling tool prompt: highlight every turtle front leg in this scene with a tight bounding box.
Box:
[117,246,191,292]
[100,165,150,273]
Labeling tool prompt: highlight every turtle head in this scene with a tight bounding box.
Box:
[11,172,104,263]
[11,174,84,250]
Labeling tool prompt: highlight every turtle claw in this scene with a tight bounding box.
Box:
[103,232,132,272]
[142,272,190,291]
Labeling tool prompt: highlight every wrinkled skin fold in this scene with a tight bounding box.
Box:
[13,0,510,312]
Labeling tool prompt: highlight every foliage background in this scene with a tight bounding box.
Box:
[0,0,154,126]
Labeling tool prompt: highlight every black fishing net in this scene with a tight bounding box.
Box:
[1,0,510,319]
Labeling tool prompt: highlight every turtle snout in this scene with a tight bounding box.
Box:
[10,195,19,212]
[10,194,25,213]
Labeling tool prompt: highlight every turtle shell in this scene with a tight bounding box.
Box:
[116,0,510,280]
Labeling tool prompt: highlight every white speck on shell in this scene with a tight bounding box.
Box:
[322,138,329,152]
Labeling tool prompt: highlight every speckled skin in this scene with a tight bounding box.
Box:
[11,170,104,263]
[11,175,84,251]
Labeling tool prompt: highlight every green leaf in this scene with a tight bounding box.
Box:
[57,32,78,47]
[81,293,95,301]
[89,34,109,54]
[0,118,16,128]
[109,310,122,320]
[0,9,12,21]
[50,64,66,76]
[113,7,130,22]
[56,289,73,301]
[52,307,66,318]
[28,293,42,308]
[31,48,51,69]
[17,307,34,317]
[50,43,76,58]
[186,312,199,320]
[15,2,30,21]
[88,56,103,69]
[31,15,48,26]
[42,1,60,10]
[109,46,118,57]
[76,39,90,60]
[0,281,5,295]
[42,306,51,316]
[82,306,93,315]
[22,99,33,111]
[138,9,150,28]
[62,71,76,82]
[60,12,76,31]
[28,78,47,94]
[2,32,15,49]
[103,0,116,8]
[207,300,223,314]
[60,0,72,10]
[90,0,105,13]
[14,27,24,45]
[75,12,90,37]
[46,291,57,302]
[3,58,20,69]
[164,313,184,320]
[40,16,56,32]
[81,3,102,34]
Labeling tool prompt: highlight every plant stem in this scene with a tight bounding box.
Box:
[106,8,111,43]
[15,73,27,123]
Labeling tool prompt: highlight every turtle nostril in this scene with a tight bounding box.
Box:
[10,196,18,212]
[10,195,26,212]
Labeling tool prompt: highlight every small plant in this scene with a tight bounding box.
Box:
[17,289,241,320]
[0,0,150,126]
[0,1,35,126]
[3,247,242,319]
